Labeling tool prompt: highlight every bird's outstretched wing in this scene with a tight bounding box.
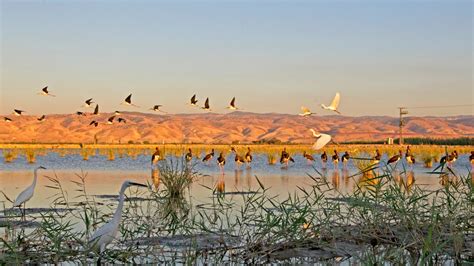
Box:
[93,105,99,115]
[330,92,340,109]
[125,94,132,104]
[312,133,332,150]
[230,97,235,107]
[204,98,210,109]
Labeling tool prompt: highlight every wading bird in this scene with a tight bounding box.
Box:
[185,148,192,162]
[150,105,167,113]
[202,98,211,111]
[405,146,415,167]
[226,97,239,110]
[332,150,339,169]
[321,151,328,168]
[470,151,474,164]
[373,149,381,164]
[4,117,12,123]
[202,149,215,164]
[38,86,55,97]
[118,118,126,123]
[299,106,313,116]
[231,147,245,169]
[245,147,253,168]
[151,147,161,165]
[121,94,139,107]
[217,152,226,172]
[387,150,403,168]
[13,166,46,219]
[310,129,332,150]
[440,151,458,167]
[89,120,99,127]
[341,151,350,169]
[89,180,147,254]
[93,104,99,115]
[84,98,94,108]
[321,92,341,114]
[303,151,315,163]
[37,115,46,122]
[107,116,115,125]
[189,94,198,106]
[13,109,25,116]
[280,148,295,167]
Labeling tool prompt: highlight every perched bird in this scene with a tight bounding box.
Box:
[217,152,226,173]
[89,120,99,127]
[299,106,313,116]
[185,148,193,162]
[150,105,167,113]
[151,147,161,165]
[321,151,328,168]
[107,116,115,125]
[341,151,350,168]
[310,129,332,150]
[202,98,211,111]
[280,148,295,166]
[38,86,55,97]
[373,149,381,164]
[231,147,245,169]
[321,92,341,114]
[89,181,147,253]
[114,111,122,116]
[13,109,25,116]
[303,151,315,162]
[121,94,139,107]
[226,97,239,110]
[84,98,94,108]
[4,117,12,123]
[93,104,99,115]
[189,94,198,106]
[332,150,340,169]
[13,166,46,218]
[469,151,474,164]
[37,115,46,122]
[245,147,253,167]
[117,118,126,123]
[76,111,86,116]
[202,149,215,164]
[387,150,403,165]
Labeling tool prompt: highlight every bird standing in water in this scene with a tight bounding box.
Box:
[202,149,215,165]
[217,152,226,174]
[245,147,253,168]
[341,151,350,169]
[321,151,328,169]
[303,151,315,164]
[151,147,161,165]
[185,148,193,162]
[332,150,339,169]
[373,149,381,164]
[280,148,295,167]
[231,147,245,170]
[13,166,46,220]
[387,150,403,169]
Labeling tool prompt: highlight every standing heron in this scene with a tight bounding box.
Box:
[405,146,416,169]
[470,151,474,164]
[13,166,46,219]
[321,92,341,114]
[387,150,403,169]
[89,180,147,254]
[303,151,315,164]
[280,148,294,167]
[373,149,381,164]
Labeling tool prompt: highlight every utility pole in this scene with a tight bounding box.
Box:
[398,107,408,145]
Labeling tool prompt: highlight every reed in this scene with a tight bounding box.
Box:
[3,149,16,163]
[25,149,36,164]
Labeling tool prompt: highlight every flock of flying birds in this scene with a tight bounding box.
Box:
[3,86,342,126]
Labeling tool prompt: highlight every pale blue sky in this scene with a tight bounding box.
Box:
[1,0,472,116]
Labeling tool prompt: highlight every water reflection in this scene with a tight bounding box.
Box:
[216,176,225,194]
[405,171,415,192]
[332,170,340,189]
[151,169,160,190]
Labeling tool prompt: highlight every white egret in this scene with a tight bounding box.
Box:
[13,166,46,218]
[299,106,313,116]
[309,129,332,150]
[89,180,147,253]
[321,92,341,114]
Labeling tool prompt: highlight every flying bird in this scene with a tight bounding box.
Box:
[84,98,94,108]
[37,115,46,122]
[13,166,46,219]
[121,94,139,107]
[76,111,86,116]
[89,181,147,253]
[321,92,341,114]
[114,111,122,116]
[189,94,198,106]
[202,98,211,111]
[38,86,55,97]
[89,120,99,127]
[4,117,12,123]
[226,97,239,110]
[310,129,332,150]
[118,118,126,123]
[299,106,313,116]
[107,116,115,125]
[93,104,99,115]
[150,105,167,113]
[13,109,25,116]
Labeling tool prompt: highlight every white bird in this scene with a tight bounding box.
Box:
[38,86,55,97]
[121,94,140,107]
[89,180,147,253]
[321,92,341,114]
[299,106,313,116]
[310,129,332,150]
[13,166,46,217]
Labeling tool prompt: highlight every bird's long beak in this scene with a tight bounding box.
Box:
[129,182,148,188]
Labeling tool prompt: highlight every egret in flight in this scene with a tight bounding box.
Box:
[321,92,341,114]
[13,166,46,219]
[89,180,147,254]
[309,129,332,150]
[299,106,313,116]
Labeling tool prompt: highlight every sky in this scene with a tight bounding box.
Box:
[0,0,472,117]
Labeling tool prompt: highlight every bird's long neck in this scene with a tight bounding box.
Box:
[32,169,39,187]
[113,185,127,223]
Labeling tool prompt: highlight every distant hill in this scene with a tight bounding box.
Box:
[0,112,473,144]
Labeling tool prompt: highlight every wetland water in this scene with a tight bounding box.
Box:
[0,150,472,264]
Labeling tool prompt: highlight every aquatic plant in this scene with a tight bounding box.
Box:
[3,150,16,163]
[25,149,36,164]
